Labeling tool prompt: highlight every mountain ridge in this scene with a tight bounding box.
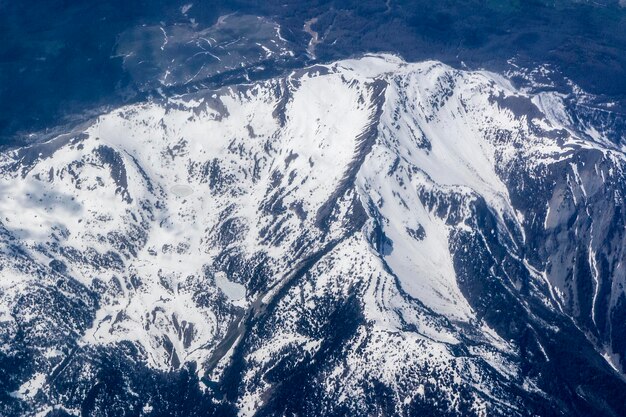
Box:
[1,53,626,417]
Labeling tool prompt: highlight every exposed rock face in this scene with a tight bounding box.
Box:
[1,54,625,417]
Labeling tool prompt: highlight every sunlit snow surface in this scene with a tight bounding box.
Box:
[2,54,626,416]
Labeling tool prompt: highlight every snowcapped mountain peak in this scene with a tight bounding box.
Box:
[3,54,626,417]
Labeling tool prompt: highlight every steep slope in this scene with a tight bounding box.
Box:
[1,54,625,417]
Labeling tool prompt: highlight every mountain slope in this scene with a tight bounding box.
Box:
[1,54,625,417]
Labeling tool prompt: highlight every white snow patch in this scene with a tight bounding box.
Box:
[10,372,46,400]
[216,272,246,302]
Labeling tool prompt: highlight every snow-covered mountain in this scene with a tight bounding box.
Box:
[1,54,626,417]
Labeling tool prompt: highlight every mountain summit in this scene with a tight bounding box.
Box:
[1,54,625,417]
